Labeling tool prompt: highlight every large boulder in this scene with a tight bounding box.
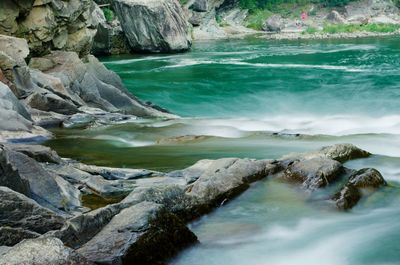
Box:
[77,202,198,265]
[0,237,93,265]
[113,0,192,53]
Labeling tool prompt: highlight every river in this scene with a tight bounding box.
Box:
[46,36,400,265]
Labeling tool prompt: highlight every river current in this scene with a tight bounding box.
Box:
[46,36,400,265]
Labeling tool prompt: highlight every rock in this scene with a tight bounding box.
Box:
[0,146,31,196]
[113,0,192,53]
[75,163,159,180]
[319,144,371,163]
[332,183,361,210]
[282,143,371,163]
[326,10,347,24]
[0,186,64,235]
[0,82,31,121]
[263,15,284,32]
[25,90,79,115]
[0,227,40,247]
[185,158,277,206]
[282,157,344,190]
[191,0,208,12]
[189,11,204,26]
[77,201,198,265]
[91,4,131,55]
[0,146,76,211]
[84,175,136,198]
[0,0,97,57]
[4,144,62,164]
[0,237,93,265]
[50,203,124,248]
[0,35,29,66]
[348,168,386,188]
[332,168,386,210]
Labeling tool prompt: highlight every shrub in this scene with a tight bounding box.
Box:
[103,7,114,22]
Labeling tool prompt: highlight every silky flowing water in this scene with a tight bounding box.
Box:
[46,36,400,265]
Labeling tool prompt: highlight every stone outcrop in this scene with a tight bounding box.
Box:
[0,0,98,57]
[113,0,192,53]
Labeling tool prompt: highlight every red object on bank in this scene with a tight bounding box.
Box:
[301,12,308,21]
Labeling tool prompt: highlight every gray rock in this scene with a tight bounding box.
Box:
[77,201,197,265]
[186,158,277,205]
[333,168,386,210]
[84,175,136,198]
[113,0,192,53]
[1,146,74,211]
[326,10,347,24]
[282,157,344,190]
[0,82,31,121]
[1,0,97,57]
[91,4,130,55]
[282,143,371,163]
[0,35,29,66]
[348,168,386,188]
[0,237,93,265]
[74,163,159,180]
[0,227,40,247]
[5,144,62,164]
[0,186,64,235]
[263,15,284,32]
[191,0,208,12]
[25,90,79,115]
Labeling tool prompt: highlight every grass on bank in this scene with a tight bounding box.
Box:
[322,23,400,34]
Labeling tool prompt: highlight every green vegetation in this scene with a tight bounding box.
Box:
[322,23,400,33]
[246,9,273,30]
[103,7,114,22]
[240,0,353,13]
[303,26,318,34]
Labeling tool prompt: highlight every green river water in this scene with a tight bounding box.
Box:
[46,36,400,265]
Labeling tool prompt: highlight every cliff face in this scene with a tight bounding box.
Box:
[0,0,98,57]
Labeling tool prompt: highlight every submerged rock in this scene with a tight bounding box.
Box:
[113,0,192,53]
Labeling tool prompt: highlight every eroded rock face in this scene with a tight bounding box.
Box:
[0,0,98,57]
[0,237,93,265]
[113,0,192,53]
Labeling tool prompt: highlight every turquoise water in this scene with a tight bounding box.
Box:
[46,36,400,264]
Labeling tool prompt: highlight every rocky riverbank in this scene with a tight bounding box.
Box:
[0,142,387,264]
